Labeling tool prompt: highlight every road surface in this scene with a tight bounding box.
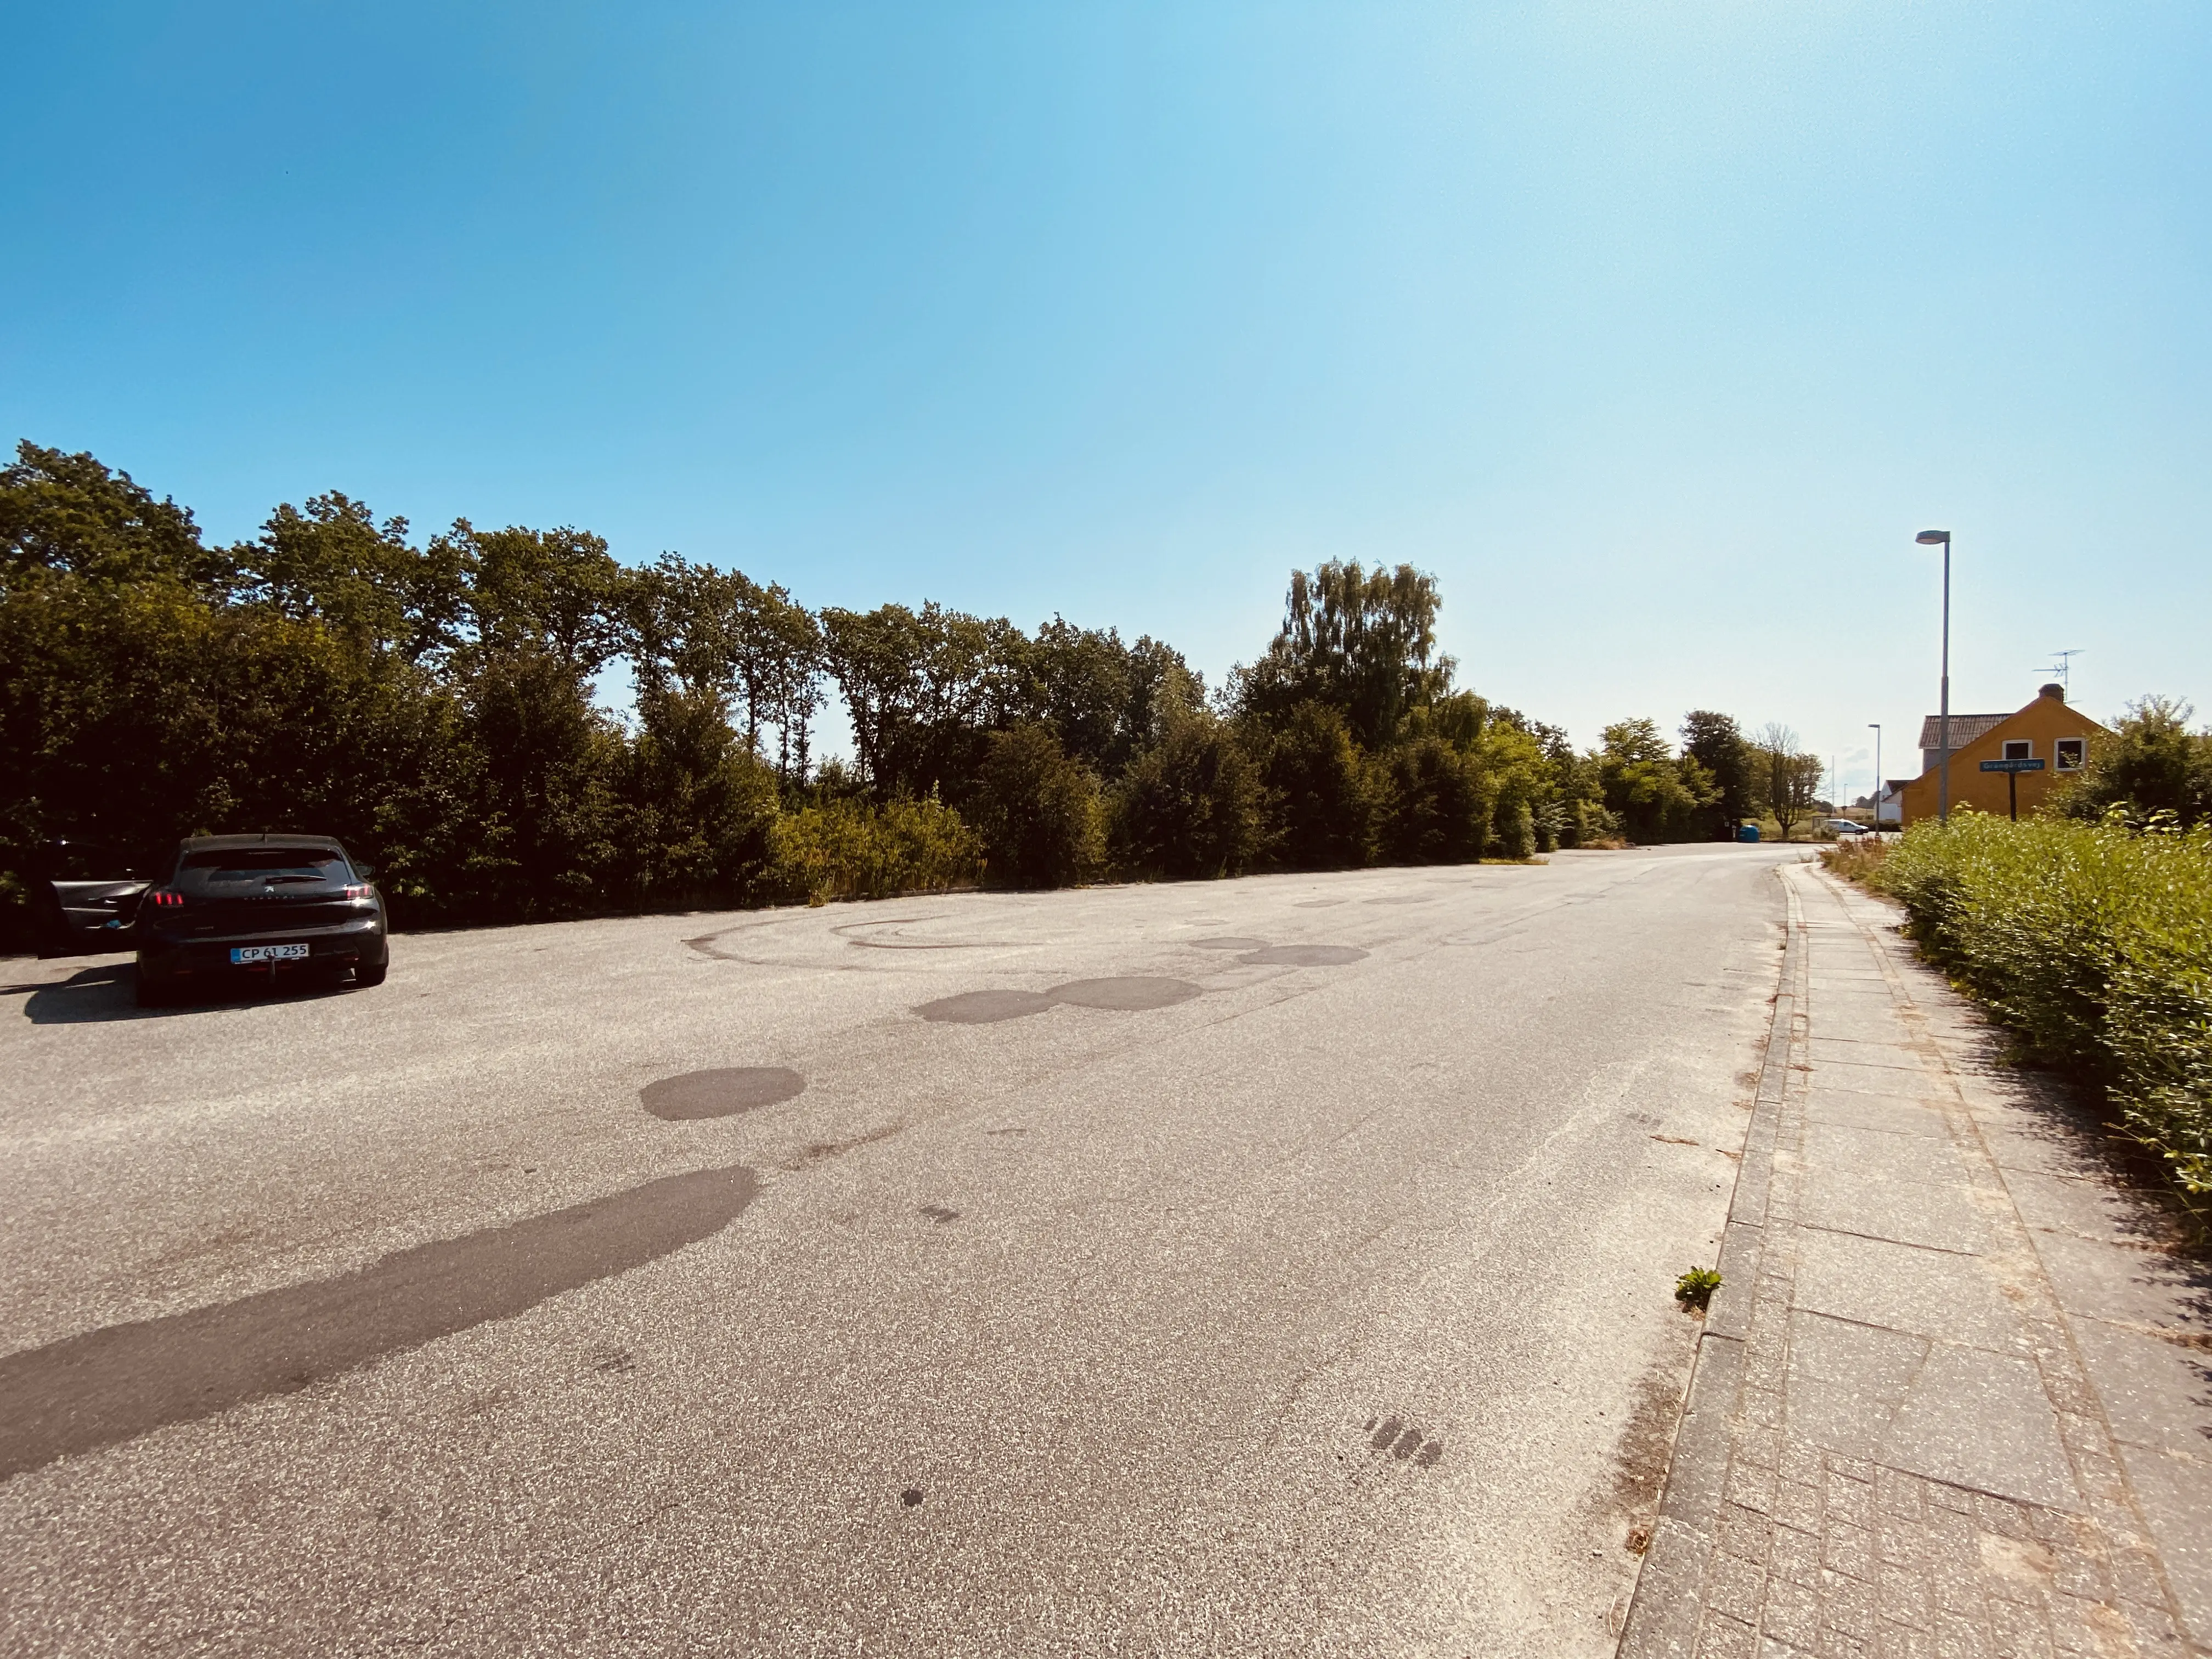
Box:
[1,844,1800,1656]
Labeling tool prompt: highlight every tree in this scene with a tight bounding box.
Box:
[1681,710,1756,840]
[2056,697,2212,828]
[454,645,624,918]
[235,495,465,664]
[1474,713,1550,858]
[819,602,1024,800]
[0,442,227,591]
[1753,724,1824,841]
[1109,714,1263,879]
[444,521,628,675]
[1232,560,1454,749]
[4,434,1805,945]
[969,723,1104,888]
[1597,718,1710,844]
[1376,736,1489,865]
[733,580,823,786]
[620,681,780,906]
[1256,701,1377,870]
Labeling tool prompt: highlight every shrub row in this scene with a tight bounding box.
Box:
[1866,814,2212,1200]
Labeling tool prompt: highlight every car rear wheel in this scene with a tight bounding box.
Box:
[135,971,173,1008]
[355,962,388,988]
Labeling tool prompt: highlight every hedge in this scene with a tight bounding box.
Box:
[1866,813,2212,1200]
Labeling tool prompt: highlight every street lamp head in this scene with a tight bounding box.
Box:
[1915,530,1950,545]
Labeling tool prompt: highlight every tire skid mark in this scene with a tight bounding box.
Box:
[0,1165,759,1481]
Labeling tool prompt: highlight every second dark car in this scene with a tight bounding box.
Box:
[134,834,390,1007]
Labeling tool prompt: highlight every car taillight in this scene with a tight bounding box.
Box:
[147,889,184,909]
[343,884,371,901]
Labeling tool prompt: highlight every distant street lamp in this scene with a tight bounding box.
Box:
[1916,531,1953,822]
[1869,724,1882,830]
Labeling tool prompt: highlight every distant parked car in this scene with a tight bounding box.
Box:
[1824,819,1871,837]
[134,834,388,1007]
[31,839,151,958]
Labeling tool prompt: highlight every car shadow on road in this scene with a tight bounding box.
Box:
[9,963,354,1024]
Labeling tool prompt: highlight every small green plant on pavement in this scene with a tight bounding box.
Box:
[1674,1267,1723,1312]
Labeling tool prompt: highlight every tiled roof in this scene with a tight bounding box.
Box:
[1915,713,2010,750]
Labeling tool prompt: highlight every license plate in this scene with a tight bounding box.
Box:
[231,943,310,964]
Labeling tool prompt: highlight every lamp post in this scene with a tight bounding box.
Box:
[1916,531,1953,822]
[1869,724,1881,831]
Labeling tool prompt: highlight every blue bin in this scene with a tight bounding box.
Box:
[1737,824,1761,843]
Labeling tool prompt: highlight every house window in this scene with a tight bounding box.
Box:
[2056,738,2085,772]
[2002,740,2032,760]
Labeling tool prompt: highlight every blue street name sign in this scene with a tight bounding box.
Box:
[1978,758,2047,774]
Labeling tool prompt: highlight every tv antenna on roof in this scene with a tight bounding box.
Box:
[2037,648,2084,691]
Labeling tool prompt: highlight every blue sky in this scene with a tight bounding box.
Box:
[7,3,2207,800]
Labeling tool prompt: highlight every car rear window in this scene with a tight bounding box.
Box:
[176,849,352,891]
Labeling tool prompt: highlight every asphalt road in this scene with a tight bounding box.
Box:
[2,844,1801,1657]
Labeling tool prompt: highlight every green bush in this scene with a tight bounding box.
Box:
[1108,713,1263,880]
[2055,696,2212,828]
[1375,735,1490,865]
[1255,701,1376,871]
[1870,813,2212,1198]
[968,723,1103,889]
[768,794,981,905]
[1489,797,1538,861]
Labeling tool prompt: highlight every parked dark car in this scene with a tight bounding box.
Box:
[31,839,152,958]
[134,834,389,1007]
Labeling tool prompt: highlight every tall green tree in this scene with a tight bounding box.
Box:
[0,442,226,591]
[1232,560,1453,750]
[1680,710,1756,840]
[1597,719,1712,844]
[820,602,1024,800]
[444,521,628,674]
[236,494,465,664]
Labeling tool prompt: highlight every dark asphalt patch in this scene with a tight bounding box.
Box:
[1046,977,1202,1011]
[640,1066,805,1120]
[915,978,1203,1021]
[1238,945,1368,967]
[1184,936,1269,951]
[0,1165,759,1482]
[916,989,1057,1024]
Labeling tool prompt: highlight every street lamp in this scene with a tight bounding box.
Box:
[1869,724,1881,831]
[1916,530,1953,822]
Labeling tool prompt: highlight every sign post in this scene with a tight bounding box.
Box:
[1978,757,2046,821]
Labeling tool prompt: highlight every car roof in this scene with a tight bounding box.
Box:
[177,834,347,854]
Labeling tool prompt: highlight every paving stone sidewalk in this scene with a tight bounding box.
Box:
[1620,859,2211,1658]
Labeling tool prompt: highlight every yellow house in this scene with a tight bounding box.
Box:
[1895,684,2108,826]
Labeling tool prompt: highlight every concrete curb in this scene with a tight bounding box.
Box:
[1615,862,1807,1658]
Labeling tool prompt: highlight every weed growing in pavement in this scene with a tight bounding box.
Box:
[1673,1267,1722,1313]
